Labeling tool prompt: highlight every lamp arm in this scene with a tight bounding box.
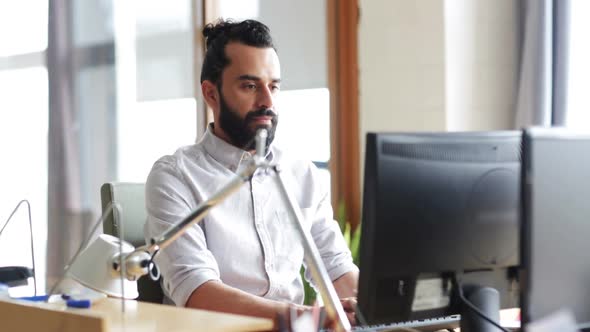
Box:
[124,158,268,286]
[150,161,261,252]
[272,165,352,332]
[148,129,270,252]
[121,160,262,283]
[122,129,271,280]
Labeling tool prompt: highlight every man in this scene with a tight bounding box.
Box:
[144,19,358,325]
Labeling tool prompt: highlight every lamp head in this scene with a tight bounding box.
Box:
[68,234,142,299]
[112,249,155,281]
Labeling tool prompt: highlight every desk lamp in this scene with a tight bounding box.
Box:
[46,202,142,300]
[58,129,351,331]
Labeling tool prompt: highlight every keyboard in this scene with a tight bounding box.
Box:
[353,315,460,332]
[321,314,461,332]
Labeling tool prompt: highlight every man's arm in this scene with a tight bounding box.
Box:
[186,280,309,321]
[334,271,359,325]
[333,270,359,299]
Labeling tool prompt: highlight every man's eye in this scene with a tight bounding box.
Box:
[270,85,280,92]
[244,84,257,90]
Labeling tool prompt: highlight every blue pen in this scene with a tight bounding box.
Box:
[17,295,50,302]
[17,294,92,308]
[66,299,92,308]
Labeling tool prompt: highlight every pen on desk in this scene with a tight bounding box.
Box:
[65,299,91,308]
[17,293,92,308]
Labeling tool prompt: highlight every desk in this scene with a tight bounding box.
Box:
[0,297,274,332]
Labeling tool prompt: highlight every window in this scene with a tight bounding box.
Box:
[0,1,49,296]
[274,88,331,194]
[117,99,197,182]
[565,0,590,129]
[0,0,198,296]
[0,1,48,56]
[116,0,198,183]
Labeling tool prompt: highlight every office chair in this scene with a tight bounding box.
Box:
[100,182,164,304]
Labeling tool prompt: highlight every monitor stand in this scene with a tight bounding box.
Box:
[460,285,501,332]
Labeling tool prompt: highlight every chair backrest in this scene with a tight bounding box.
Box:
[100,182,164,303]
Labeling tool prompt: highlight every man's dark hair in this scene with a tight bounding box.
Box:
[200,19,275,85]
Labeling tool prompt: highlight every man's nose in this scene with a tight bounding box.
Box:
[256,86,274,110]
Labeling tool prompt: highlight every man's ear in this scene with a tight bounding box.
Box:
[201,80,219,108]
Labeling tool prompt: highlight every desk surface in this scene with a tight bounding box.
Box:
[0,297,274,332]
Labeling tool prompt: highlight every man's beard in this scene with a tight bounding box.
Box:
[218,91,278,151]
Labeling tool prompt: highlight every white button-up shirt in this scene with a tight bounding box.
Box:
[144,126,358,307]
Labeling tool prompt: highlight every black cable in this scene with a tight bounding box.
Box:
[148,249,161,281]
[454,276,510,332]
[0,200,37,296]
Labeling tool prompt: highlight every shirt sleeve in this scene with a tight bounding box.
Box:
[144,157,221,307]
[304,165,359,286]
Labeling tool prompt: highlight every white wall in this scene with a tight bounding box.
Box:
[359,0,520,135]
[358,0,447,181]
[445,0,521,131]
[358,0,521,186]
[359,0,447,138]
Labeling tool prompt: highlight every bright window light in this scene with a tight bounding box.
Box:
[117,98,197,182]
[136,0,192,37]
[565,0,590,129]
[218,0,260,21]
[274,88,331,197]
[0,0,48,56]
[0,67,48,295]
[274,88,331,163]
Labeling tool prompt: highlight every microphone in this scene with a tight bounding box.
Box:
[0,200,37,295]
[255,128,268,160]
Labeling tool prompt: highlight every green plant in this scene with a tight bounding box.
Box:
[301,266,317,305]
[336,201,361,266]
[341,220,362,266]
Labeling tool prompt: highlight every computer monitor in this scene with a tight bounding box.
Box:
[358,131,521,330]
[521,128,590,330]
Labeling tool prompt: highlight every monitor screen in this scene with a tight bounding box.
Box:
[521,128,590,330]
[358,131,521,326]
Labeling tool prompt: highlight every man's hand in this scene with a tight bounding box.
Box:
[320,297,358,330]
[340,297,357,326]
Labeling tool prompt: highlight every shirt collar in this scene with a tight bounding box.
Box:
[200,124,275,172]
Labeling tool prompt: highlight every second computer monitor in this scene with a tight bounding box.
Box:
[358,131,521,325]
[521,128,590,330]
